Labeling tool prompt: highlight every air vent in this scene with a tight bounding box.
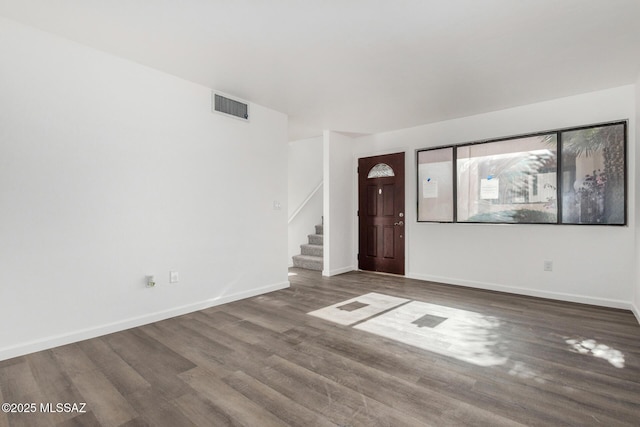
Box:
[212,92,249,121]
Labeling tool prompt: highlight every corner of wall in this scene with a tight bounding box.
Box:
[322,130,331,276]
[324,266,355,276]
[634,73,640,324]
[322,131,356,277]
[632,303,640,325]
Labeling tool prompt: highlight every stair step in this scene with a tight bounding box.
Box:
[308,234,323,245]
[301,244,323,257]
[292,255,323,271]
[315,224,323,235]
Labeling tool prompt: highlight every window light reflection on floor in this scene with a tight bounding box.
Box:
[565,337,625,368]
[354,300,509,367]
[508,361,547,384]
[308,293,629,371]
[308,293,508,367]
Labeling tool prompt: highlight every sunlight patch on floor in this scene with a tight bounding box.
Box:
[308,292,508,367]
[508,361,546,383]
[307,292,409,325]
[565,337,625,368]
[307,292,630,372]
[355,301,508,367]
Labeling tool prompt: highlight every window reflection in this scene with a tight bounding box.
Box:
[457,135,558,223]
[561,124,625,225]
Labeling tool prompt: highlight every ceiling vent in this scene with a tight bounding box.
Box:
[212,92,249,121]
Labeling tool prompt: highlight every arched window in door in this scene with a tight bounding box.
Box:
[367,163,395,178]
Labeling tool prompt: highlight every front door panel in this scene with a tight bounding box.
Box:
[358,152,405,275]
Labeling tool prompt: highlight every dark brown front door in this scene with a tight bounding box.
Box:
[358,152,405,275]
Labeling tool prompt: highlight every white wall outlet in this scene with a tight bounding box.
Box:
[170,271,179,283]
[273,200,281,210]
[544,261,553,272]
[146,275,156,287]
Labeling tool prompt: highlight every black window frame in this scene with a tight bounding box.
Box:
[416,120,628,226]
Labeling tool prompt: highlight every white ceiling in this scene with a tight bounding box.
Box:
[1,0,639,140]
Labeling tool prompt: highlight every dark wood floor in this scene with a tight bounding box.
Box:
[1,268,639,426]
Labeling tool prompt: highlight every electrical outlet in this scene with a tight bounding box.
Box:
[544,261,553,272]
[170,271,179,283]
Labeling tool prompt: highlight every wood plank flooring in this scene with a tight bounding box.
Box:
[1,268,639,426]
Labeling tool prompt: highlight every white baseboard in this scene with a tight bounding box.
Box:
[0,281,290,362]
[322,265,355,277]
[632,303,640,325]
[406,272,632,311]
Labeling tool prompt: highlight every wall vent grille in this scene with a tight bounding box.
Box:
[212,92,249,121]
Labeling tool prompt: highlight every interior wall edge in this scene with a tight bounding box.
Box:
[0,281,290,362]
[324,266,356,277]
[632,303,640,326]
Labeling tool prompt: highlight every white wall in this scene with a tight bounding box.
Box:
[0,17,289,360]
[323,131,355,276]
[352,86,636,309]
[635,76,640,322]
[288,136,323,264]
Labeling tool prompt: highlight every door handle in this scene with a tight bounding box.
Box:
[394,221,404,226]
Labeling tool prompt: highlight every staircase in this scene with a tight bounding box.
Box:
[292,223,323,271]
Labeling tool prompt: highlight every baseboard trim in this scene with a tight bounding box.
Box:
[406,272,632,311]
[322,265,355,277]
[632,303,640,325]
[0,281,290,362]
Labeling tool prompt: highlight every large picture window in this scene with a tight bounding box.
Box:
[457,135,558,223]
[417,121,626,225]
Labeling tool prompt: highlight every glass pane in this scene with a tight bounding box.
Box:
[417,148,454,222]
[561,123,625,225]
[457,135,558,223]
[367,163,395,178]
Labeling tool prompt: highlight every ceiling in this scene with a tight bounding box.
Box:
[1,0,639,141]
